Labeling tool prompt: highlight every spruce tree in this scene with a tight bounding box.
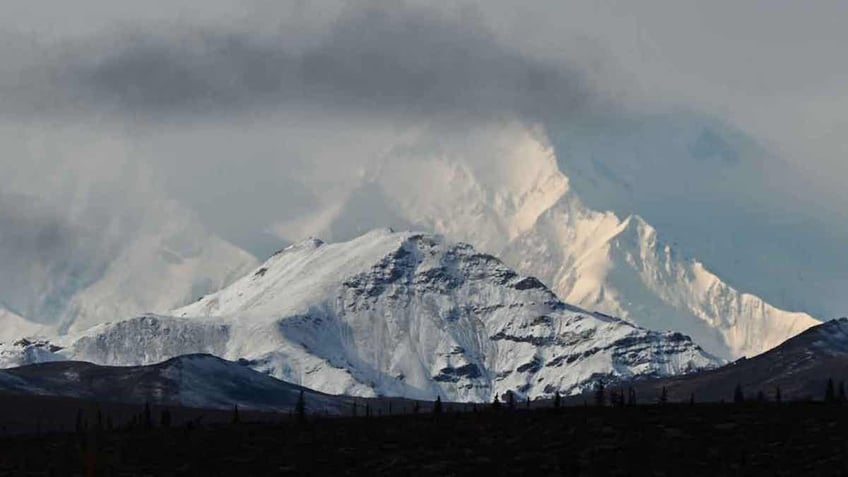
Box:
[826,378,836,403]
[507,391,515,410]
[627,387,637,406]
[413,402,420,414]
[554,391,561,410]
[839,381,846,403]
[144,402,153,430]
[609,388,619,407]
[491,394,501,411]
[526,397,531,410]
[733,383,745,404]
[231,404,240,424]
[160,409,172,428]
[295,390,306,422]
[75,409,84,435]
[775,386,782,404]
[352,402,358,417]
[433,396,443,415]
[756,390,766,403]
[659,387,668,406]
[594,382,606,407]
[689,393,695,407]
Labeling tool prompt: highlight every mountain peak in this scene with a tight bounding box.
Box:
[59,229,721,402]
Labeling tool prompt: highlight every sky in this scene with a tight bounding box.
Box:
[1,0,847,315]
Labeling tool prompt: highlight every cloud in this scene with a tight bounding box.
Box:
[4,3,595,125]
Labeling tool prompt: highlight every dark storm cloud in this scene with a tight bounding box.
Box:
[30,4,592,122]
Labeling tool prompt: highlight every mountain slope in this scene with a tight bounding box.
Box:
[0,354,346,413]
[0,197,257,335]
[618,318,848,403]
[503,203,818,359]
[59,230,718,402]
[271,123,819,359]
[551,113,848,320]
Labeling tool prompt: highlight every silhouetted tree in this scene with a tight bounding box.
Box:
[627,387,637,406]
[160,409,172,428]
[365,403,371,418]
[594,382,606,407]
[826,378,836,403]
[733,383,745,404]
[839,381,846,403]
[388,403,393,415]
[231,405,240,424]
[352,402,358,417]
[75,409,84,434]
[296,390,306,422]
[491,395,501,411]
[144,403,153,430]
[775,386,782,404]
[413,402,420,414]
[608,388,619,407]
[689,393,695,406]
[506,391,515,410]
[526,397,531,410]
[756,390,766,403]
[433,396,443,415]
[554,391,562,409]
[96,409,103,431]
[658,387,668,406]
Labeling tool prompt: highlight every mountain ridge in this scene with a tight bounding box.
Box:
[49,229,720,402]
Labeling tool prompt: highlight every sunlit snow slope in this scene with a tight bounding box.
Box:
[273,123,819,359]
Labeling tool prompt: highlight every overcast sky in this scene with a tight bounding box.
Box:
[2,0,847,260]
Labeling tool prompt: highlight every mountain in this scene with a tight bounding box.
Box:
[0,196,257,335]
[0,122,817,365]
[501,201,817,360]
[42,230,719,402]
[0,354,347,413]
[616,318,848,403]
[550,113,848,320]
[269,123,819,360]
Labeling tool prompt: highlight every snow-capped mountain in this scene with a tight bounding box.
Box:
[0,196,257,336]
[501,199,817,360]
[0,354,347,413]
[49,230,718,402]
[550,113,848,321]
[271,123,819,360]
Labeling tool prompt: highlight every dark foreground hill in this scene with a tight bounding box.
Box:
[2,404,848,475]
[0,354,350,414]
[601,318,848,404]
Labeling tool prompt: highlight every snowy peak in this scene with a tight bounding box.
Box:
[1,230,720,402]
[503,192,818,360]
[177,228,415,318]
[265,124,818,361]
[143,230,719,402]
